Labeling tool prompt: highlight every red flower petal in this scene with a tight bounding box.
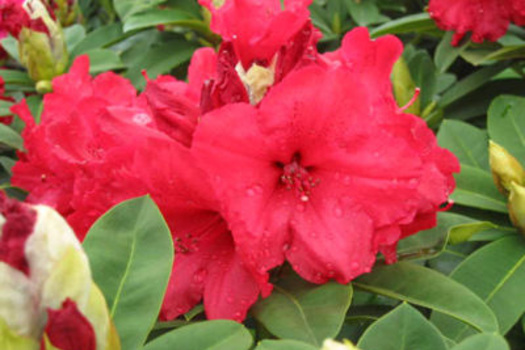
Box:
[429,0,512,45]
[199,0,312,68]
[0,192,37,275]
[44,299,96,350]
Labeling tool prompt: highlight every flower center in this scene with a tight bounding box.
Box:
[278,153,319,202]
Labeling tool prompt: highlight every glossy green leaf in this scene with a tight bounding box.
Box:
[370,13,436,38]
[0,124,23,150]
[450,334,509,350]
[488,95,525,165]
[463,45,525,66]
[437,120,490,171]
[439,63,509,108]
[71,23,124,56]
[435,32,469,73]
[0,100,13,117]
[344,0,388,27]
[125,38,197,88]
[85,49,126,74]
[143,320,253,350]
[354,262,499,334]
[64,24,87,52]
[358,304,447,350]
[431,236,525,340]
[252,282,353,346]
[451,164,508,213]
[123,8,196,32]
[0,156,15,175]
[0,70,33,86]
[114,0,165,20]
[254,340,318,350]
[83,196,174,350]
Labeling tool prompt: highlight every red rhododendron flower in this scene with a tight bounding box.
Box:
[199,0,313,69]
[192,28,460,284]
[44,299,97,350]
[11,56,152,234]
[61,121,270,321]
[429,0,525,45]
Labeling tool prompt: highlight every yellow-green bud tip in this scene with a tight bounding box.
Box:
[488,140,525,196]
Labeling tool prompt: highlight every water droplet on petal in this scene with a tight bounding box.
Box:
[343,176,352,185]
[334,206,343,218]
[300,195,309,202]
[296,203,306,212]
[227,297,234,303]
[351,262,359,270]
[282,243,290,252]
[246,188,255,197]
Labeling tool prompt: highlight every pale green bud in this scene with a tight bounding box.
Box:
[18,0,69,84]
[489,140,525,196]
[321,339,360,350]
[508,182,525,236]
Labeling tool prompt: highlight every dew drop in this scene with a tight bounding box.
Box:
[334,206,343,218]
[300,195,309,202]
[309,231,318,238]
[132,113,151,125]
[246,188,256,197]
[227,297,234,303]
[296,203,306,212]
[282,243,290,252]
[351,262,359,270]
[343,176,351,185]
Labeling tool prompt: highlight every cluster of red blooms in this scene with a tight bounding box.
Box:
[429,0,525,45]
[10,0,459,321]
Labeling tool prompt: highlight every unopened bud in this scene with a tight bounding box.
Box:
[18,0,69,83]
[47,0,81,27]
[322,339,360,350]
[489,140,525,196]
[508,182,525,236]
[392,57,420,116]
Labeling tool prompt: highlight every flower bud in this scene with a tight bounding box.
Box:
[508,182,525,236]
[18,0,69,84]
[0,193,120,350]
[392,57,420,116]
[322,339,360,350]
[47,0,81,27]
[489,140,525,196]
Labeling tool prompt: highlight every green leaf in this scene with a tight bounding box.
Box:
[85,49,126,74]
[451,164,508,213]
[123,8,196,32]
[354,262,499,334]
[0,36,19,63]
[83,196,174,350]
[487,95,525,166]
[370,13,437,38]
[0,70,33,86]
[358,303,447,350]
[431,236,525,340]
[64,24,87,52]
[450,334,509,350]
[252,282,353,346]
[254,340,318,350]
[114,0,165,20]
[344,0,388,27]
[439,62,510,108]
[0,124,23,150]
[143,320,253,350]
[125,38,197,89]
[434,32,469,74]
[71,23,124,56]
[437,120,490,171]
[0,156,15,175]
[405,49,437,109]
[463,45,525,66]
[0,100,13,117]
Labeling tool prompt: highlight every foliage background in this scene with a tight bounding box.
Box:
[2,0,525,349]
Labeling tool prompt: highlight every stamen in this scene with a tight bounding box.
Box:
[280,154,319,202]
[397,87,421,113]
